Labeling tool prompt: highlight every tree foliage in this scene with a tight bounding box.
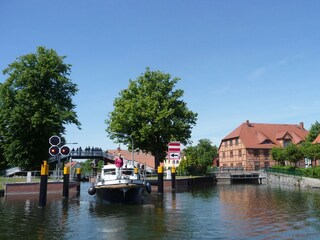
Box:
[0,46,81,169]
[105,68,197,167]
[284,144,304,167]
[271,147,286,165]
[180,139,218,175]
[306,121,320,142]
[80,159,94,175]
[301,141,320,167]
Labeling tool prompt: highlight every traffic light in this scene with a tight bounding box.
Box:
[60,146,70,156]
[49,135,61,146]
[49,146,60,156]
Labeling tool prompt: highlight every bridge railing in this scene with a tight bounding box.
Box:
[48,150,115,163]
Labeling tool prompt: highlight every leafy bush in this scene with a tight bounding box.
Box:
[270,165,320,178]
[300,167,320,178]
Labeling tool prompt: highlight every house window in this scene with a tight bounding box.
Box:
[239,149,242,157]
[222,152,225,159]
[230,139,233,146]
[230,151,233,158]
[254,149,259,156]
[224,141,227,147]
[235,139,238,145]
[283,139,291,148]
[264,149,269,159]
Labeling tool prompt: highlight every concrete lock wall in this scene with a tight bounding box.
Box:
[5,182,79,195]
[266,172,320,188]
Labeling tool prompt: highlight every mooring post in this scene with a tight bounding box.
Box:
[157,166,164,194]
[39,160,49,207]
[171,167,176,190]
[63,166,70,198]
[76,168,81,193]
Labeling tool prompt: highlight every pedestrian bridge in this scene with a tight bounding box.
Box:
[48,149,114,163]
[48,149,155,173]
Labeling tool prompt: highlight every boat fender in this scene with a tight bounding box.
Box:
[146,182,152,193]
[88,185,96,195]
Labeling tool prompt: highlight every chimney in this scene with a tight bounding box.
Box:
[246,120,250,126]
[299,122,304,129]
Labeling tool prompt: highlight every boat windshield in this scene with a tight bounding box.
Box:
[104,169,116,175]
[122,169,133,176]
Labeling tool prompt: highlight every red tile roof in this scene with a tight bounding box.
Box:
[221,120,308,149]
[107,149,156,169]
[312,134,320,144]
[64,161,80,168]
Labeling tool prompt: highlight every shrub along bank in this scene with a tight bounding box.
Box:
[268,165,320,179]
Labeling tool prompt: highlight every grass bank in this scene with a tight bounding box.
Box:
[0,176,41,190]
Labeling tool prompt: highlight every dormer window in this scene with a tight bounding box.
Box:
[283,139,291,148]
[262,139,273,144]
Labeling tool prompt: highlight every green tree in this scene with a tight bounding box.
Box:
[80,159,94,176]
[301,141,320,167]
[306,121,320,142]
[284,144,304,167]
[0,145,7,171]
[271,147,286,166]
[106,68,197,168]
[0,46,81,169]
[183,139,218,175]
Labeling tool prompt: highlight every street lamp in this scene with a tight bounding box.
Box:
[128,134,134,166]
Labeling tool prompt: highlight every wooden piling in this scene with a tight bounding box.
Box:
[157,166,164,194]
[171,167,176,190]
[63,166,70,198]
[39,160,49,207]
[76,168,81,193]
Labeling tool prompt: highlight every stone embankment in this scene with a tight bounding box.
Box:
[266,172,320,188]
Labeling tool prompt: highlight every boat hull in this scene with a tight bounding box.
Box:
[95,185,145,204]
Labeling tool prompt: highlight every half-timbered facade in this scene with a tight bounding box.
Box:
[218,120,308,170]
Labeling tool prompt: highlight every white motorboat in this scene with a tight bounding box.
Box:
[88,157,151,204]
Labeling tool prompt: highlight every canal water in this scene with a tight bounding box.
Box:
[1,182,320,240]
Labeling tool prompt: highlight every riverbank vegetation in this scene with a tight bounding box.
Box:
[269,165,320,179]
[178,138,218,176]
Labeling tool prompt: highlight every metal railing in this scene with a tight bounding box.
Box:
[1,170,80,185]
[265,168,304,177]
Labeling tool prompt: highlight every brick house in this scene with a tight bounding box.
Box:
[108,148,156,169]
[218,120,308,170]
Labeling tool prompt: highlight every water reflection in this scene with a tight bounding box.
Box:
[1,183,320,239]
[218,184,320,239]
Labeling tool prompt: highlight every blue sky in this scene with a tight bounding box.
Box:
[1,0,320,151]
